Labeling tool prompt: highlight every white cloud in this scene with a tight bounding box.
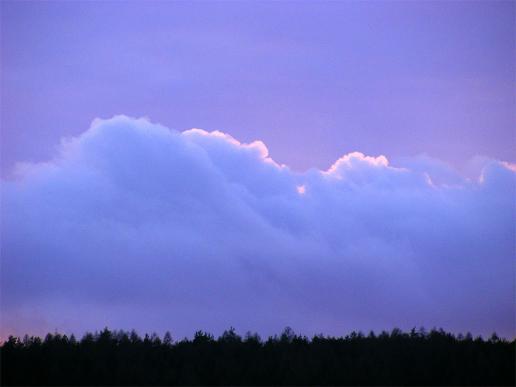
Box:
[1,115,514,339]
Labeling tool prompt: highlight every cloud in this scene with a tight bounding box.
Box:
[1,116,515,339]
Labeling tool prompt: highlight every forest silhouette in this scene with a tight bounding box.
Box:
[1,327,514,386]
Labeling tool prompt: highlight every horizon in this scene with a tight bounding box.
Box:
[2,325,513,343]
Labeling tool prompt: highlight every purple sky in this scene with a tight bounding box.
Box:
[1,1,514,176]
[0,1,515,340]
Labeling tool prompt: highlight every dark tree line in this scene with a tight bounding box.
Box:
[1,327,514,386]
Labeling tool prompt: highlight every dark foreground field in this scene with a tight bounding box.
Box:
[1,327,514,386]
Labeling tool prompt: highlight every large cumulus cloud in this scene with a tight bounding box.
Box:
[1,116,514,339]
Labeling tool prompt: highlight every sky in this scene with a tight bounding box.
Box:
[1,1,515,175]
[0,1,515,340]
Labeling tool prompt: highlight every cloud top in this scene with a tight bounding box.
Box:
[1,116,514,339]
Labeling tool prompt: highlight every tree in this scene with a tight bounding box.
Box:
[163,331,173,346]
